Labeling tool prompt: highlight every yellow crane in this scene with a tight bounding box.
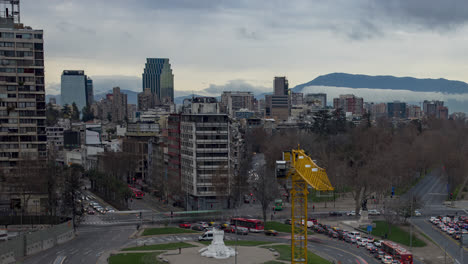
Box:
[277,147,334,264]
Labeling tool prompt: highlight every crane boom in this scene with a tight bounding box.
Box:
[279,148,334,264]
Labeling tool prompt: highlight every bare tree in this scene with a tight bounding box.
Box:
[254,164,278,223]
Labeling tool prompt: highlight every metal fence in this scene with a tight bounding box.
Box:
[0,221,74,264]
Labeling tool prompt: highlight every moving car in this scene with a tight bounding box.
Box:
[87,209,95,215]
[198,222,209,228]
[284,219,292,225]
[234,226,249,235]
[191,225,204,231]
[382,255,393,264]
[368,209,381,215]
[179,222,191,228]
[265,230,279,236]
[414,210,422,216]
[374,240,382,247]
[329,211,343,217]
[199,230,214,241]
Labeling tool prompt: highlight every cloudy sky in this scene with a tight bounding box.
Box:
[21,0,468,95]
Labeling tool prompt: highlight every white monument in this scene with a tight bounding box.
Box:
[199,228,236,259]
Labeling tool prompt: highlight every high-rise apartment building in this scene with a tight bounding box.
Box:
[0,2,46,172]
[61,70,93,112]
[138,88,159,111]
[180,114,230,210]
[142,58,174,103]
[111,87,127,123]
[220,91,254,116]
[423,100,445,118]
[333,94,364,116]
[291,92,303,106]
[86,77,93,106]
[266,77,290,121]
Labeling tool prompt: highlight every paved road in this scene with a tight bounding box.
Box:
[405,168,468,263]
[22,225,136,264]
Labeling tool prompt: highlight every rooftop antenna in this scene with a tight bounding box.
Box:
[0,0,20,24]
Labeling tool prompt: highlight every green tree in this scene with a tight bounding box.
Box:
[61,104,71,118]
[71,103,80,121]
[81,106,95,122]
[46,102,60,126]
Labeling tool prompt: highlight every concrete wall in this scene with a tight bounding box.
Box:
[0,221,74,264]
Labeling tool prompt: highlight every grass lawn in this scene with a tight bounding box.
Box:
[371,221,426,247]
[141,227,199,236]
[122,242,196,251]
[307,190,336,203]
[265,221,291,233]
[263,245,332,264]
[199,240,273,246]
[108,252,163,264]
[265,221,313,234]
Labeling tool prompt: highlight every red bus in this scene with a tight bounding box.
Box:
[129,186,144,199]
[230,218,264,232]
[381,241,413,264]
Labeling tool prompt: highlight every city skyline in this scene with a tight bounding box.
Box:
[20,1,468,96]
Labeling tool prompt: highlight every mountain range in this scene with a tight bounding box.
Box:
[292,73,468,94]
[46,73,468,113]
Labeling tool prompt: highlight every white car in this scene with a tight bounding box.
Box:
[368,209,381,215]
[374,240,382,247]
[447,228,455,235]
[414,210,422,216]
[356,237,368,246]
[382,255,393,264]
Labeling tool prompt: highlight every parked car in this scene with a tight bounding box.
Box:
[265,230,279,236]
[179,222,191,228]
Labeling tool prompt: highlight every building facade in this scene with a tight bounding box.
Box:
[61,70,93,111]
[111,87,127,123]
[333,94,364,116]
[220,91,254,116]
[291,92,303,106]
[0,11,46,172]
[266,77,290,121]
[142,58,174,103]
[180,114,230,210]
[46,127,64,149]
[305,93,327,108]
[138,88,159,111]
[387,101,406,119]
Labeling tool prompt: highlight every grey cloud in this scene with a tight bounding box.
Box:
[202,80,270,95]
[374,0,468,30]
[237,27,262,40]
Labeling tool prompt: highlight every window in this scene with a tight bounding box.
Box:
[0,32,14,38]
[34,34,42,39]
[16,51,33,57]
[0,42,14,47]
[0,50,15,57]
[16,42,33,48]
[16,33,32,39]
[0,68,15,73]
[0,59,15,66]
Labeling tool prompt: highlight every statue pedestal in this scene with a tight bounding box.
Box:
[199,229,236,259]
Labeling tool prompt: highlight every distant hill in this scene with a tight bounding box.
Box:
[292,73,468,94]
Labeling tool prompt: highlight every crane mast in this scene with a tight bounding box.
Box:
[278,147,334,264]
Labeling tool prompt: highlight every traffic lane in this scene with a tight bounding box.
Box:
[22,226,134,264]
[412,218,468,263]
[241,232,380,264]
